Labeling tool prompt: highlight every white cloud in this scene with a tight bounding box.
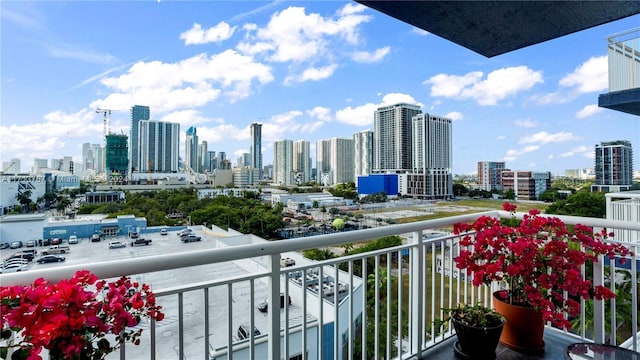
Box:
[559,56,607,93]
[576,104,604,119]
[335,93,422,126]
[514,118,536,128]
[0,108,99,160]
[285,64,338,85]
[424,66,543,106]
[307,106,332,121]
[519,131,581,144]
[160,109,216,127]
[180,22,236,45]
[503,145,540,161]
[238,5,371,63]
[351,46,390,63]
[558,145,591,158]
[445,111,463,121]
[411,28,429,36]
[496,135,506,141]
[47,43,117,64]
[94,50,273,112]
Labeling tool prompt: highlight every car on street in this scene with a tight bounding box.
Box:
[181,235,201,243]
[8,250,36,261]
[129,231,139,239]
[160,228,168,236]
[9,241,23,249]
[3,259,30,267]
[178,229,193,237]
[0,243,9,250]
[68,235,78,244]
[26,240,36,247]
[109,241,126,249]
[130,238,152,246]
[37,255,66,264]
[51,238,62,245]
[91,234,101,242]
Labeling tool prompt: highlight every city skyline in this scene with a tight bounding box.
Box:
[1,1,639,175]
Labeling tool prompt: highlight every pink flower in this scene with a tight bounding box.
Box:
[454,203,632,330]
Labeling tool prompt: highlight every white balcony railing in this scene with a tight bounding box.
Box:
[2,211,640,359]
[607,27,640,92]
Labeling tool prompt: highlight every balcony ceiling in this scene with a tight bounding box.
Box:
[355,1,640,58]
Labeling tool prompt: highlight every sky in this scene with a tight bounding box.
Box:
[1,1,639,176]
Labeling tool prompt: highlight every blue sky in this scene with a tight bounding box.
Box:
[1,1,639,176]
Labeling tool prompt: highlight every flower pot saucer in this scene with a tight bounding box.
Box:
[453,340,496,360]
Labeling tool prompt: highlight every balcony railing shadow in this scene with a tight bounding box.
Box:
[2,210,640,360]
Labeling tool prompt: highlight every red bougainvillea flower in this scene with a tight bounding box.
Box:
[453,202,632,330]
[0,271,164,360]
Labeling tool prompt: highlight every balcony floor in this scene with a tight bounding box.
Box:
[425,330,576,359]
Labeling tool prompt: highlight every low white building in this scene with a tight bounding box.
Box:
[606,190,640,243]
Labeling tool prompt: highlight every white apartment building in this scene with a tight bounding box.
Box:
[293,140,311,184]
[606,190,640,243]
[353,130,373,183]
[274,140,294,186]
[373,103,421,173]
[138,120,180,173]
[317,138,355,186]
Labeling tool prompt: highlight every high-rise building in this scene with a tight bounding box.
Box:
[129,105,150,174]
[274,140,294,186]
[185,127,199,173]
[293,140,311,184]
[205,151,217,172]
[374,103,422,173]
[353,130,373,182]
[82,143,103,173]
[502,171,551,200]
[250,123,263,180]
[199,141,208,173]
[406,113,453,199]
[592,140,634,192]
[138,120,180,173]
[317,138,355,185]
[32,158,48,173]
[477,161,506,191]
[2,159,21,174]
[105,134,128,184]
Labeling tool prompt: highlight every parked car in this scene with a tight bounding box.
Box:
[129,231,139,239]
[91,234,101,242]
[26,240,36,247]
[0,243,9,250]
[2,263,29,273]
[109,241,126,249]
[41,246,70,255]
[9,241,23,249]
[9,250,36,261]
[51,238,62,245]
[130,238,152,246]
[160,228,168,236]
[3,259,30,267]
[182,235,201,243]
[237,324,261,340]
[177,229,193,237]
[37,255,66,264]
[257,293,292,313]
[42,238,52,246]
[68,235,78,244]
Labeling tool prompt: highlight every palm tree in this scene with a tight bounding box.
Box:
[56,197,72,214]
[15,190,32,213]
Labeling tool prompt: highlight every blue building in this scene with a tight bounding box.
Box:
[357,174,398,197]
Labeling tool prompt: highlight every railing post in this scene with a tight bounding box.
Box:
[409,230,424,357]
[268,254,281,360]
[593,254,605,343]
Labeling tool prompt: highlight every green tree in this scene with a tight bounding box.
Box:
[452,183,468,197]
[15,190,33,213]
[546,192,606,218]
[503,188,516,200]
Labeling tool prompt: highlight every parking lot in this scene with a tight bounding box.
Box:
[1,227,284,359]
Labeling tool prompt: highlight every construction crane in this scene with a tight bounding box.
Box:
[96,108,112,144]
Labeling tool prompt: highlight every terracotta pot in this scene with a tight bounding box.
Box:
[452,318,504,359]
[492,291,545,354]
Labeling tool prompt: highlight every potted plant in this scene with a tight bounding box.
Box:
[453,203,632,353]
[0,270,165,360]
[444,303,505,359]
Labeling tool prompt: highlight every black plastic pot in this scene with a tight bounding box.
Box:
[452,318,504,359]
